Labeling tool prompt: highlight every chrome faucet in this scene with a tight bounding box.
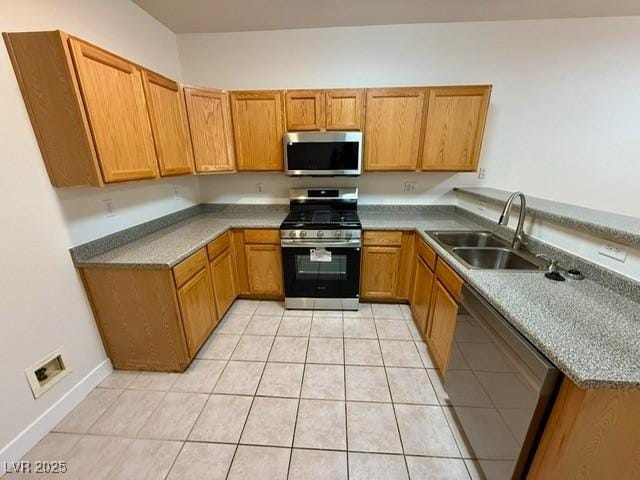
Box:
[498,191,527,249]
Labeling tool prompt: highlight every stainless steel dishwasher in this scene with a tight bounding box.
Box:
[443,285,560,480]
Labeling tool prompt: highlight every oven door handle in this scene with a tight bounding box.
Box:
[280,240,362,249]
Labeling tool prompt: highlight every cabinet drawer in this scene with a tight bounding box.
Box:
[173,248,208,288]
[416,237,437,270]
[435,258,464,301]
[243,229,280,244]
[207,231,231,260]
[363,231,403,246]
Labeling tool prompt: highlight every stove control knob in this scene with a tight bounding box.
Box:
[344,231,352,239]
[300,231,307,238]
[289,231,296,238]
[317,231,324,238]
[335,231,342,238]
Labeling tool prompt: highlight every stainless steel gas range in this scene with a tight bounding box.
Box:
[280,188,361,310]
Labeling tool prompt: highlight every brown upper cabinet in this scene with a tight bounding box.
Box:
[285,89,325,131]
[142,70,194,177]
[284,88,365,131]
[364,88,425,171]
[184,87,236,173]
[67,37,160,183]
[230,90,285,171]
[421,85,491,171]
[5,29,492,183]
[4,30,167,186]
[325,89,365,130]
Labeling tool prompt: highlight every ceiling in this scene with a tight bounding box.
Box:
[132,0,640,33]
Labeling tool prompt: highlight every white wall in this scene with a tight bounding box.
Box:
[0,0,196,464]
[178,17,640,217]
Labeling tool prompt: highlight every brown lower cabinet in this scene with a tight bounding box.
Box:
[80,228,282,371]
[360,230,415,302]
[207,231,238,318]
[529,378,640,479]
[176,265,217,357]
[410,254,435,334]
[425,279,459,373]
[240,229,284,298]
[408,237,464,375]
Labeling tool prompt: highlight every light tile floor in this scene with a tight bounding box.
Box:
[6,300,480,480]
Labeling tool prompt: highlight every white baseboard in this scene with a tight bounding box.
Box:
[0,359,112,470]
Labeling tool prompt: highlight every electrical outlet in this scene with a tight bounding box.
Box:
[256,182,264,193]
[478,168,486,179]
[404,181,417,193]
[599,242,628,262]
[173,186,180,200]
[477,200,486,211]
[103,198,115,217]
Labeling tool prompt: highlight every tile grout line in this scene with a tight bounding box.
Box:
[285,310,313,479]
[163,303,247,480]
[405,308,472,471]
[373,311,412,479]
[342,313,350,480]
[224,302,281,480]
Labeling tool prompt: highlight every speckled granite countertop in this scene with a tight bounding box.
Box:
[75,205,640,390]
[73,210,288,268]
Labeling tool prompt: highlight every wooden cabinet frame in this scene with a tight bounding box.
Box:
[230,90,285,171]
[420,85,491,172]
[68,37,159,183]
[285,89,325,130]
[364,88,425,171]
[184,87,236,173]
[142,70,194,177]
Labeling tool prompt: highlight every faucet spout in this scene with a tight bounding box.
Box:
[498,191,527,249]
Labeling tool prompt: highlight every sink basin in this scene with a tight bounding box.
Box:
[452,247,542,270]
[432,231,507,248]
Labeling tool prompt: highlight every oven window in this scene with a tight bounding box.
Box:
[282,246,360,299]
[295,255,347,280]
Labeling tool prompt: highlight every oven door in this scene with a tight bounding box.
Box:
[281,242,361,300]
[284,132,362,176]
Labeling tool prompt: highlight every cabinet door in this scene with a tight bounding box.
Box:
[245,244,284,297]
[230,91,284,171]
[68,38,158,182]
[142,71,194,176]
[210,249,238,319]
[325,89,364,131]
[176,267,217,357]
[360,246,402,299]
[410,256,435,336]
[421,86,491,171]
[184,87,236,173]
[427,280,458,374]
[285,90,324,131]
[364,88,424,171]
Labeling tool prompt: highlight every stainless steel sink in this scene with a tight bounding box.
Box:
[427,230,545,271]
[431,231,508,248]
[452,247,541,270]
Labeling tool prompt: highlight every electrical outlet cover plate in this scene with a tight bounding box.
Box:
[404,181,417,193]
[599,242,628,262]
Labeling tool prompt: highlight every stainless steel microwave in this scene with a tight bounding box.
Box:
[283,131,362,176]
